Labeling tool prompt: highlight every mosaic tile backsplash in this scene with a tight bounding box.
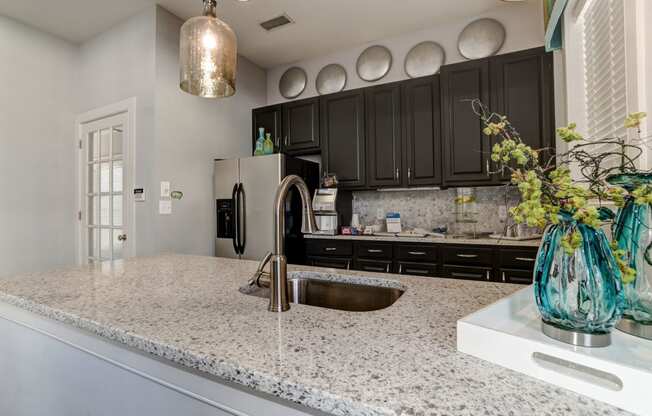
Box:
[352,186,520,234]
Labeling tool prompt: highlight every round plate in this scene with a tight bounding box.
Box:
[458,18,506,59]
[279,67,307,99]
[316,64,347,95]
[356,45,392,82]
[404,41,446,78]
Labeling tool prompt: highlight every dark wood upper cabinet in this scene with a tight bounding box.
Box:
[490,47,555,171]
[251,105,282,154]
[282,97,320,155]
[441,58,493,186]
[402,75,442,187]
[321,89,366,189]
[366,83,402,187]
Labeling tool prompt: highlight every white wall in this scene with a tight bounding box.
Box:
[266,1,544,104]
[77,7,158,256]
[154,7,267,256]
[0,16,78,276]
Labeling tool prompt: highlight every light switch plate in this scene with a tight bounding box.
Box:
[160,181,171,198]
[159,200,172,215]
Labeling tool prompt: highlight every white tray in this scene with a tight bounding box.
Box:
[457,287,652,416]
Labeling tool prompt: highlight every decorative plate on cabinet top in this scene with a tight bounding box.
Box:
[316,64,347,95]
[405,41,446,78]
[279,67,307,99]
[458,18,506,59]
[356,45,392,82]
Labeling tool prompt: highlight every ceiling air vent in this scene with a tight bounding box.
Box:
[260,14,293,31]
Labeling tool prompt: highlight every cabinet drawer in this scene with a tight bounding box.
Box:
[397,261,438,277]
[307,256,351,270]
[441,264,492,281]
[354,259,393,274]
[499,268,533,285]
[356,242,393,259]
[306,239,353,257]
[441,246,494,266]
[499,248,538,270]
[395,244,437,262]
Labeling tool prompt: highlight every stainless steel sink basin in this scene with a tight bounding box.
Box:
[241,275,404,312]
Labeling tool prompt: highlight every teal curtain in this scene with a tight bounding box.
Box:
[544,0,569,52]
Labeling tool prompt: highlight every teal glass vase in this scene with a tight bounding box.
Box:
[534,211,624,335]
[608,173,652,326]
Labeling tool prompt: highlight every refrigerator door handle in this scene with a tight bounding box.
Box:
[237,183,246,255]
[231,183,239,255]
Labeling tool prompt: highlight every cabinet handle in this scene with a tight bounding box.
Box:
[515,257,536,262]
[395,168,400,180]
[407,167,412,182]
[408,251,426,256]
[386,264,391,273]
[275,137,279,149]
[324,247,337,252]
[284,136,289,147]
[398,264,403,274]
[457,254,478,258]
[486,160,490,177]
[367,249,383,253]
[346,261,351,270]
[486,270,491,281]
[502,271,506,282]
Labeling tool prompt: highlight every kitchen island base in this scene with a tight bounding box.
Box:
[0,301,324,416]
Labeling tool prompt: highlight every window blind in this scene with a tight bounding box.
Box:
[582,0,627,141]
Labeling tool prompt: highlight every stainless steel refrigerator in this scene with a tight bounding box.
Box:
[214,154,319,262]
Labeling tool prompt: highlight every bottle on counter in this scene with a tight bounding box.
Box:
[263,133,274,154]
[254,127,265,156]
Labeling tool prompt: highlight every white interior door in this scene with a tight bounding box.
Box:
[80,113,131,263]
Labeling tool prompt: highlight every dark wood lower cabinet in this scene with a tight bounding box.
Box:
[397,261,438,277]
[441,264,493,281]
[301,239,537,285]
[306,256,351,270]
[354,259,393,274]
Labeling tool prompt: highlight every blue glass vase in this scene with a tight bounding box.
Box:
[534,212,624,336]
[608,173,652,327]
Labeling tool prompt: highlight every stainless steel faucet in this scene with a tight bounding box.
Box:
[268,175,317,312]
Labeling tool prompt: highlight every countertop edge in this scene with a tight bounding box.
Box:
[303,234,541,247]
[0,289,395,416]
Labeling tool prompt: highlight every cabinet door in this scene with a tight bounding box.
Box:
[440,59,492,185]
[366,83,402,187]
[441,264,493,282]
[499,268,534,285]
[490,47,555,176]
[282,97,320,155]
[307,256,351,270]
[354,259,393,274]
[252,105,282,154]
[397,261,438,277]
[402,76,442,186]
[321,90,366,189]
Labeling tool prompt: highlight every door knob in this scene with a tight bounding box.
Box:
[117,234,127,241]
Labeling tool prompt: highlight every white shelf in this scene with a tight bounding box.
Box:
[457,287,652,416]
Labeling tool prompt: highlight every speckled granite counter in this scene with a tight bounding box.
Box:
[305,233,542,248]
[0,255,627,416]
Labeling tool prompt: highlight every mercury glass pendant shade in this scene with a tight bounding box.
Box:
[180,0,237,98]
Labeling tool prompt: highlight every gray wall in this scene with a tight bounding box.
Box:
[0,16,78,276]
[267,1,544,104]
[77,7,158,256]
[153,7,267,256]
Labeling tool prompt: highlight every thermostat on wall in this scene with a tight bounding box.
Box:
[134,188,145,202]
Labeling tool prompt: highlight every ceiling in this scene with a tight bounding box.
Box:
[0,0,517,68]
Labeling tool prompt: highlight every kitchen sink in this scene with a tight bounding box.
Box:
[241,274,404,312]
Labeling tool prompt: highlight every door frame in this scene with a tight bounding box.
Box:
[75,98,137,264]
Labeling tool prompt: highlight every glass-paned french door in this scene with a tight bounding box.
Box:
[81,113,129,263]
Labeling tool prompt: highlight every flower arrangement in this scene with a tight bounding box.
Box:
[471,100,648,283]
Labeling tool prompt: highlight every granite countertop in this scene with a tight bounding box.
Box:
[305,233,542,248]
[0,255,627,416]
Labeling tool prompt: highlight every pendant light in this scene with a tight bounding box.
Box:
[180,0,237,98]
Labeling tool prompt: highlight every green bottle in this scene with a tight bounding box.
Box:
[263,133,274,154]
[254,127,265,156]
